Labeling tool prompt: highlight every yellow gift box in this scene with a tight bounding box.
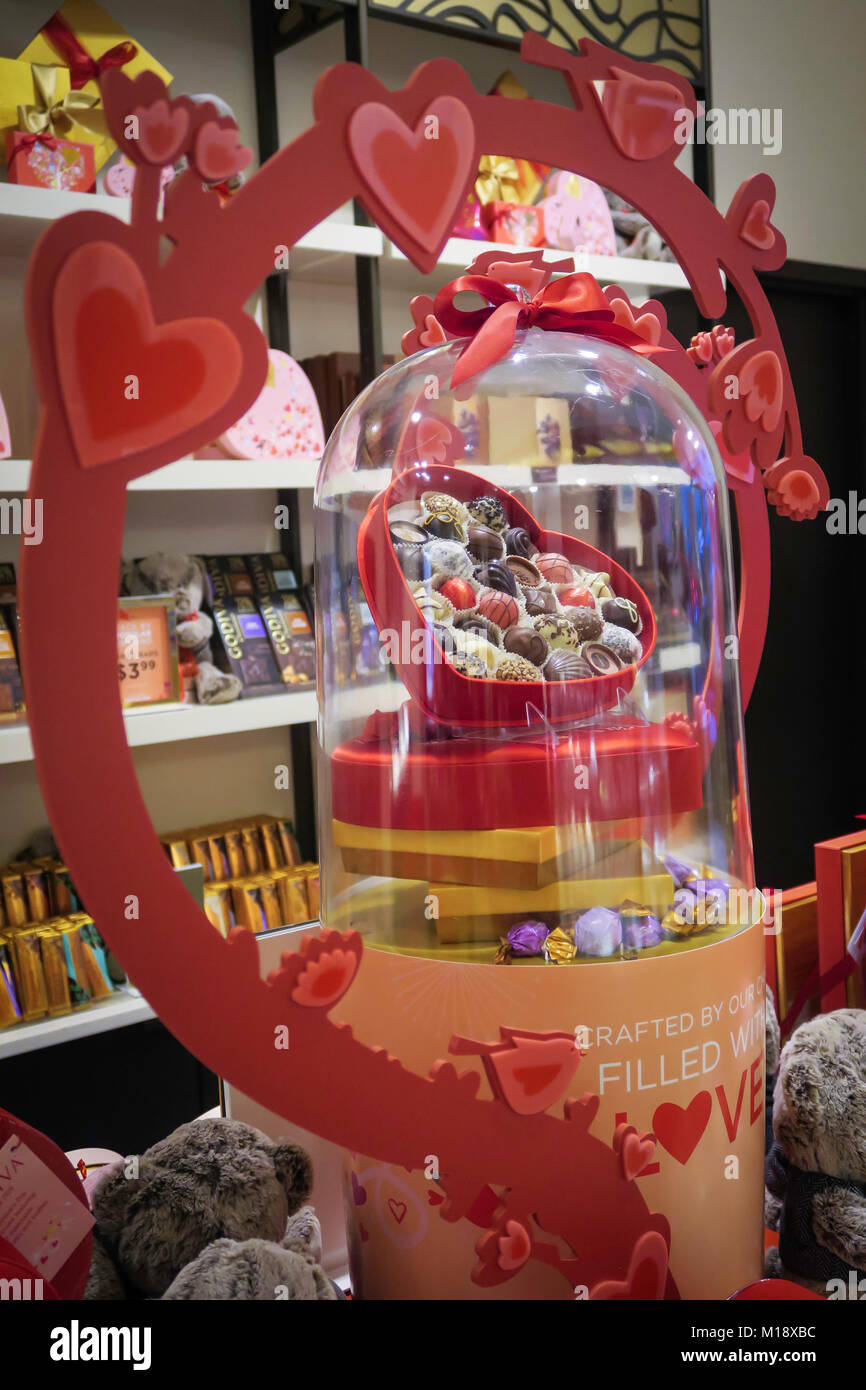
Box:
[17,0,173,172]
[0,58,73,157]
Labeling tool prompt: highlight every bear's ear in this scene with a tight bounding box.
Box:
[190,553,212,603]
[90,1157,145,1236]
[271,1142,313,1213]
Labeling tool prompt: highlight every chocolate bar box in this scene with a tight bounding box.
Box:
[245,553,299,597]
[257,592,316,685]
[205,555,255,601]
[211,597,284,697]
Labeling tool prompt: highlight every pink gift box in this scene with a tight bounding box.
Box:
[6,130,94,191]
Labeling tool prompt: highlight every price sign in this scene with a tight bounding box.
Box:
[116,597,180,709]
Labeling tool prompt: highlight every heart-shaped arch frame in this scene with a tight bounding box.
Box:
[19,35,826,1297]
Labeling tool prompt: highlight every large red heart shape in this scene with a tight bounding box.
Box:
[53,242,243,470]
[348,98,475,262]
[590,1229,669,1300]
[652,1092,712,1165]
[600,70,684,161]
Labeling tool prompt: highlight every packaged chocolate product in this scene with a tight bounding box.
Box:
[1,872,27,927]
[161,837,192,869]
[241,826,264,875]
[223,827,248,879]
[38,925,72,1016]
[23,867,50,922]
[0,608,25,725]
[57,920,93,1008]
[208,833,232,882]
[256,591,316,686]
[298,864,320,918]
[74,917,114,998]
[230,879,269,933]
[211,597,285,697]
[188,835,215,883]
[258,876,284,932]
[256,818,284,870]
[0,934,21,1027]
[276,871,310,927]
[9,926,49,1019]
[203,883,235,936]
[204,555,255,599]
[49,863,83,915]
[245,553,299,598]
[277,820,301,867]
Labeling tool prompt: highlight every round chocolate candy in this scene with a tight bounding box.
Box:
[466,523,506,563]
[449,651,487,679]
[390,520,428,545]
[456,614,501,645]
[393,540,429,582]
[423,539,473,579]
[431,622,458,655]
[600,622,642,665]
[535,551,575,585]
[503,526,539,560]
[562,605,603,643]
[558,584,595,610]
[425,514,466,544]
[601,596,642,635]
[496,655,540,682]
[523,586,557,616]
[420,491,469,526]
[503,625,549,667]
[411,584,454,624]
[477,590,520,629]
[543,650,593,682]
[467,494,508,532]
[581,642,624,676]
[504,556,542,589]
[532,615,580,650]
[439,577,476,612]
[474,559,519,598]
[455,633,498,671]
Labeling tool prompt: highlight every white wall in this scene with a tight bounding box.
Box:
[709,0,866,269]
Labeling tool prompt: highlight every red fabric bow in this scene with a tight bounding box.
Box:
[43,13,137,91]
[8,133,60,168]
[433,271,665,387]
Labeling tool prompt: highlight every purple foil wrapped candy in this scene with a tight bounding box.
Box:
[506,920,549,957]
[575,906,622,958]
[673,886,698,925]
[691,878,731,926]
[663,855,697,889]
[620,906,663,950]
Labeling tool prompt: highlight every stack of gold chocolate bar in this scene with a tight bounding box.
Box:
[333,819,671,944]
[160,814,320,937]
[0,857,117,1027]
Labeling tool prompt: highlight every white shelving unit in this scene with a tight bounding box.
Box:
[0,987,155,1059]
[1,456,320,492]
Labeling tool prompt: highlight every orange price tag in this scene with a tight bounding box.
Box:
[117,599,179,708]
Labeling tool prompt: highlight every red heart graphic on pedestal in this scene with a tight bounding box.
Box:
[590,1230,669,1300]
[348,98,475,264]
[652,1092,712,1165]
[53,242,243,470]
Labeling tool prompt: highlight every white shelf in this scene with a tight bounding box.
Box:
[0,183,686,294]
[0,689,318,765]
[0,987,155,1058]
[0,456,320,493]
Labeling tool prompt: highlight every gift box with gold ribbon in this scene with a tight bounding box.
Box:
[6,130,95,191]
[16,0,173,172]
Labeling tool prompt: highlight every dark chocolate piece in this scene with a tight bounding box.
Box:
[504,556,542,589]
[455,615,501,645]
[503,526,539,560]
[543,650,593,682]
[523,586,557,616]
[474,559,519,598]
[424,515,466,543]
[601,596,642,635]
[561,605,603,643]
[466,523,506,562]
[467,494,508,531]
[582,642,624,676]
[503,625,548,667]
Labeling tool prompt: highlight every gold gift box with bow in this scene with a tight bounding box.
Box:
[0,59,74,158]
[17,0,173,172]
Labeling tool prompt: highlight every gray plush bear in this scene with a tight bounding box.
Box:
[86,1118,332,1300]
[123,552,241,706]
[765,1009,866,1293]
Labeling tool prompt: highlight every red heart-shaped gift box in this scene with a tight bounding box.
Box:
[358,463,656,727]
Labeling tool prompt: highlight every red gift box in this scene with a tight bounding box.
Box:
[6,130,94,190]
[482,201,545,247]
[815,829,866,1012]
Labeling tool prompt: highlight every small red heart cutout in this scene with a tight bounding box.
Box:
[621,1130,656,1182]
[740,199,776,252]
[652,1092,712,1165]
[590,1230,669,1300]
[53,242,243,470]
[348,97,475,262]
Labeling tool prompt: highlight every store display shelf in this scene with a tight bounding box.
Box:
[384,236,690,292]
[0,987,156,1058]
[0,690,318,765]
[1,456,321,493]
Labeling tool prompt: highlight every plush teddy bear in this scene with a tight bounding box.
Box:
[765,1009,866,1293]
[123,552,241,706]
[86,1118,334,1300]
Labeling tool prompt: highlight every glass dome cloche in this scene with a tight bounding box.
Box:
[314,318,759,967]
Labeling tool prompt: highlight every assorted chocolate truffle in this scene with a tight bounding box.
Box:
[466,523,506,562]
[531,615,580,651]
[496,655,541,682]
[503,625,549,667]
[504,556,542,589]
[467,494,508,531]
[599,622,642,665]
[535,551,574,585]
[544,650,593,681]
[503,527,539,560]
[438,577,476,612]
[601,596,642,634]
[474,559,519,597]
[562,605,604,643]
[423,539,473,579]
[581,642,624,676]
[523,587,557,617]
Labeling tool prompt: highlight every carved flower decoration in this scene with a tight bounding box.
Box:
[764,454,829,521]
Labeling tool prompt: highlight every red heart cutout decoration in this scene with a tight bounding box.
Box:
[348,98,475,262]
[738,350,783,432]
[601,69,684,160]
[133,101,189,165]
[740,199,776,252]
[590,1230,669,1300]
[652,1092,712,1165]
[621,1130,656,1181]
[54,242,243,470]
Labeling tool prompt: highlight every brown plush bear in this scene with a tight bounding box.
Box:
[765,1009,866,1295]
[86,1118,334,1300]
